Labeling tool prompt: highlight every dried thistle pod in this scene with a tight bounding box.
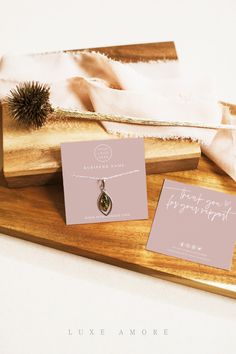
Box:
[6,81,53,128]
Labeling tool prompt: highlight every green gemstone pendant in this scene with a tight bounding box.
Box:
[97,179,112,216]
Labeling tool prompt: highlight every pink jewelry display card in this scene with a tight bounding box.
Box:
[61,138,148,225]
[146,179,236,270]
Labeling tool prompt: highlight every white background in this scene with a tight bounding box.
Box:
[0,1,236,353]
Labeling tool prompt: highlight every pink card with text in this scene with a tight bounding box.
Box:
[61,138,148,225]
[146,179,236,270]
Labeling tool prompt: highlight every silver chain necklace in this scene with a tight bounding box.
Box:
[73,170,140,216]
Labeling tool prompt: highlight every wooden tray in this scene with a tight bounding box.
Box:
[0,41,200,188]
[0,155,235,298]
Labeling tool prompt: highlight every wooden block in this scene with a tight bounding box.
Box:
[1,103,200,187]
[67,41,178,62]
[0,41,200,188]
[0,156,235,298]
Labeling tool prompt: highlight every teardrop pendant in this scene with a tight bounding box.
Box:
[97,179,112,216]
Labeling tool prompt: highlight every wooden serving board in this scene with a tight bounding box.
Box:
[0,155,235,298]
[0,41,200,188]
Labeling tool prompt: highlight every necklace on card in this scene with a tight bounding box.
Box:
[73,170,140,216]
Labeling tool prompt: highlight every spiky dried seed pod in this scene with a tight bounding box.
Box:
[7,81,53,128]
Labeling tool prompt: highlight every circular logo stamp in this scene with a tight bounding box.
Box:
[94,144,112,163]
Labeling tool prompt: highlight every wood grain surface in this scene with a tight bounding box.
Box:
[67,41,178,62]
[0,155,235,298]
[1,41,200,188]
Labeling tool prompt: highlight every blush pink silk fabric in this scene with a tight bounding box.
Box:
[0,50,235,180]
